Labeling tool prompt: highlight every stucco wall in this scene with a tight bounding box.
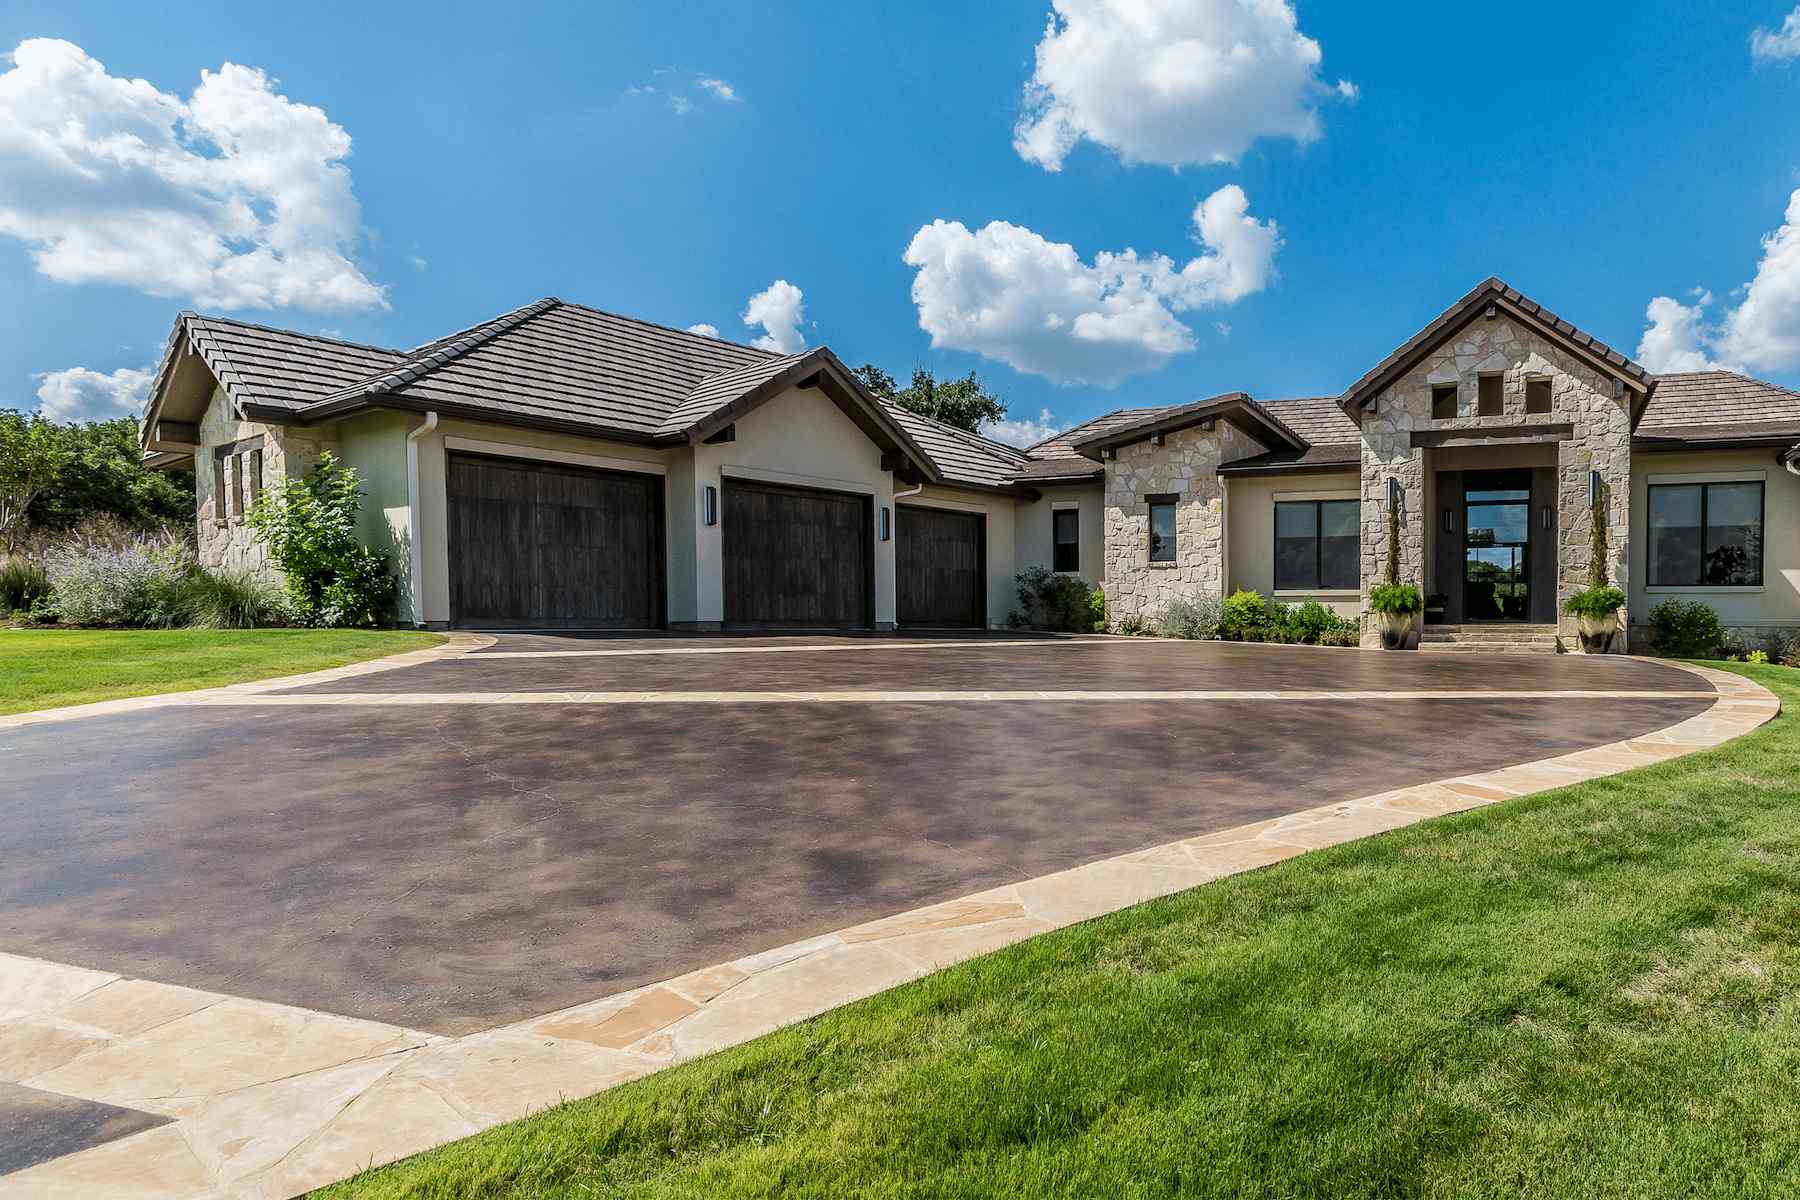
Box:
[1103,421,1266,624]
[333,410,415,620]
[194,386,338,581]
[1629,450,1800,649]
[902,484,1017,628]
[1224,471,1362,617]
[1013,486,1105,590]
[694,385,897,629]
[1358,313,1633,637]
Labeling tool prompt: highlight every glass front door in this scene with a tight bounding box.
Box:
[1464,473,1531,622]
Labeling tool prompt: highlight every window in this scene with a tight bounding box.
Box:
[217,452,237,520]
[1148,496,1178,563]
[1477,374,1504,416]
[246,449,264,507]
[1648,481,1764,587]
[1052,508,1080,572]
[1275,500,1360,591]
[1525,378,1552,414]
[1431,384,1458,421]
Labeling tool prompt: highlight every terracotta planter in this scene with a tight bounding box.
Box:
[1376,609,1418,650]
[1577,610,1620,655]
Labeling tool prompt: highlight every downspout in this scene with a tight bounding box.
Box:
[405,411,439,628]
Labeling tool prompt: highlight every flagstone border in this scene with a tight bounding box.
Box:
[0,661,1779,1199]
[0,633,493,731]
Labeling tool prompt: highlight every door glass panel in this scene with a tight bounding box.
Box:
[1465,501,1528,547]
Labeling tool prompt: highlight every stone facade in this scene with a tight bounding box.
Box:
[1102,421,1264,625]
[1356,313,1633,640]
[196,387,338,581]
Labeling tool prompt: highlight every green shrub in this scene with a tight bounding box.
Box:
[1319,622,1361,648]
[1010,565,1096,633]
[1647,598,1726,659]
[1156,596,1221,640]
[1746,649,1771,666]
[1087,586,1107,633]
[1287,600,1338,645]
[1368,583,1423,615]
[1564,585,1625,620]
[0,557,49,613]
[247,453,395,628]
[169,568,288,629]
[1116,612,1149,636]
[1262,600,1295,642]
[1219,589,1267,640]
[42,533,188,625]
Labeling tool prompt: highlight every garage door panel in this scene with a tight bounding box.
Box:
[724,480,870,628]
[448,453,661,629]
[898,506,984,627]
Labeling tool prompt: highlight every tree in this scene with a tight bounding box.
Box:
[28,417,192,534]
[853,364,1006,434]
[0,411,73,552]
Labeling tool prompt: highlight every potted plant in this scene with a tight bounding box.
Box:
[1370,583,1424,649]
[1565,481,1623,654]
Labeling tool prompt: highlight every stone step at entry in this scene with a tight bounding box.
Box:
[1419,624,1562,654]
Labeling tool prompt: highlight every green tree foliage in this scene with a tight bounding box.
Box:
[246,452,395,627]
[0,411,193,550]
[853,365,1006,434]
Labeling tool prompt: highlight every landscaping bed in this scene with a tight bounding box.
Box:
[318,666,1797,1198]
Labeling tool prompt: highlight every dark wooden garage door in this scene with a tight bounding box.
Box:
[723,479,871,628]
[447,453,662,628]
[897,505,985,627]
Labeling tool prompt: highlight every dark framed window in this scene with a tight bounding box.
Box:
[1275,499,1360,591]
[1431,384,1458,421]
[1147,495,1178,563]
[1477,374,1504,416]
[1052,508,1080,572]
[1525,378,1552,414]
[1648,481,1764,587]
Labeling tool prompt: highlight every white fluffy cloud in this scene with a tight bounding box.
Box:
[1014,0,1355,171]
[903,184,1278,386]
[696,76,738,102]
[742,280,808,353]
[0,38,384,312]
[686,322,721,338]
[34,364,154,424]
[1752,7,1800,62]
[1640,188,1800,375]
[980,408,1063,447]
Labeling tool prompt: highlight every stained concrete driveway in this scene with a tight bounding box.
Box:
[0,635,1712,1035]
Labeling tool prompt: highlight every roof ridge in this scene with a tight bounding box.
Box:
[1024,405,1166,453]
[553,298,782,360]
[180,311,404,356]
[347,298,562,397]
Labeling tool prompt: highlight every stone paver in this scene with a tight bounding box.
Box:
[0,656,1778,1199]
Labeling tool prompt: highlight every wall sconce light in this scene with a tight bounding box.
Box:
[1386,477,1403,513]
[879,506,891,542]
[1589,470,1603,506]
[1541,505,1553,531]
[702,485,717,526]
[1442,508,1454,533]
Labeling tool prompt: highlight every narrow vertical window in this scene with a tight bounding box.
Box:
[1431,384,1458,421]
[219,453,237,520]
[246,449,264,506]
[1053,508,1080,572]
[1147,496,1177,563]
[1477,374,1504,416]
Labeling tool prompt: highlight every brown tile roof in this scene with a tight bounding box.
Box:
[1339,277,1650,413]
[1217,443,1362,476]
[1024,408,1171,461]
[1255,396,1360,445]
[1639,371,1800,431]
[884,405,1028,491]
[179,315,406,414]
[1069,392,1308,459]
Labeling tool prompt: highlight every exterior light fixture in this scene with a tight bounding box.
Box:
[1590,470,1603,506]
[879,506,891,542]
[1386,477,1403,513]
[1542,505,1553,531]
[702,485,717,526]
[1443,508,1454,533]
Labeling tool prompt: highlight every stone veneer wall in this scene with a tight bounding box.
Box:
[1357,313,1633,640]
[1102,421,1265,625]
[196,386,338,580]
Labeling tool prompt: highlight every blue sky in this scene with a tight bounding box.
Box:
[4,1,1800,444]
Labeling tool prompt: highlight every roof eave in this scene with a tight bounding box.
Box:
[1069,393,1307,460]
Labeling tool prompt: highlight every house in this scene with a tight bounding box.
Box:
[139,278,1800,650]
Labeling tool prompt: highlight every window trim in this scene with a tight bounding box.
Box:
[1146,493,1179,564]
[1646,479,1765,589]
[1273,497,1360,592]
[1052,507,1080,573]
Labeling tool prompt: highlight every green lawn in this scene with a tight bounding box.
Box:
[0,628,444,715]
[323,664,1799,1200]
